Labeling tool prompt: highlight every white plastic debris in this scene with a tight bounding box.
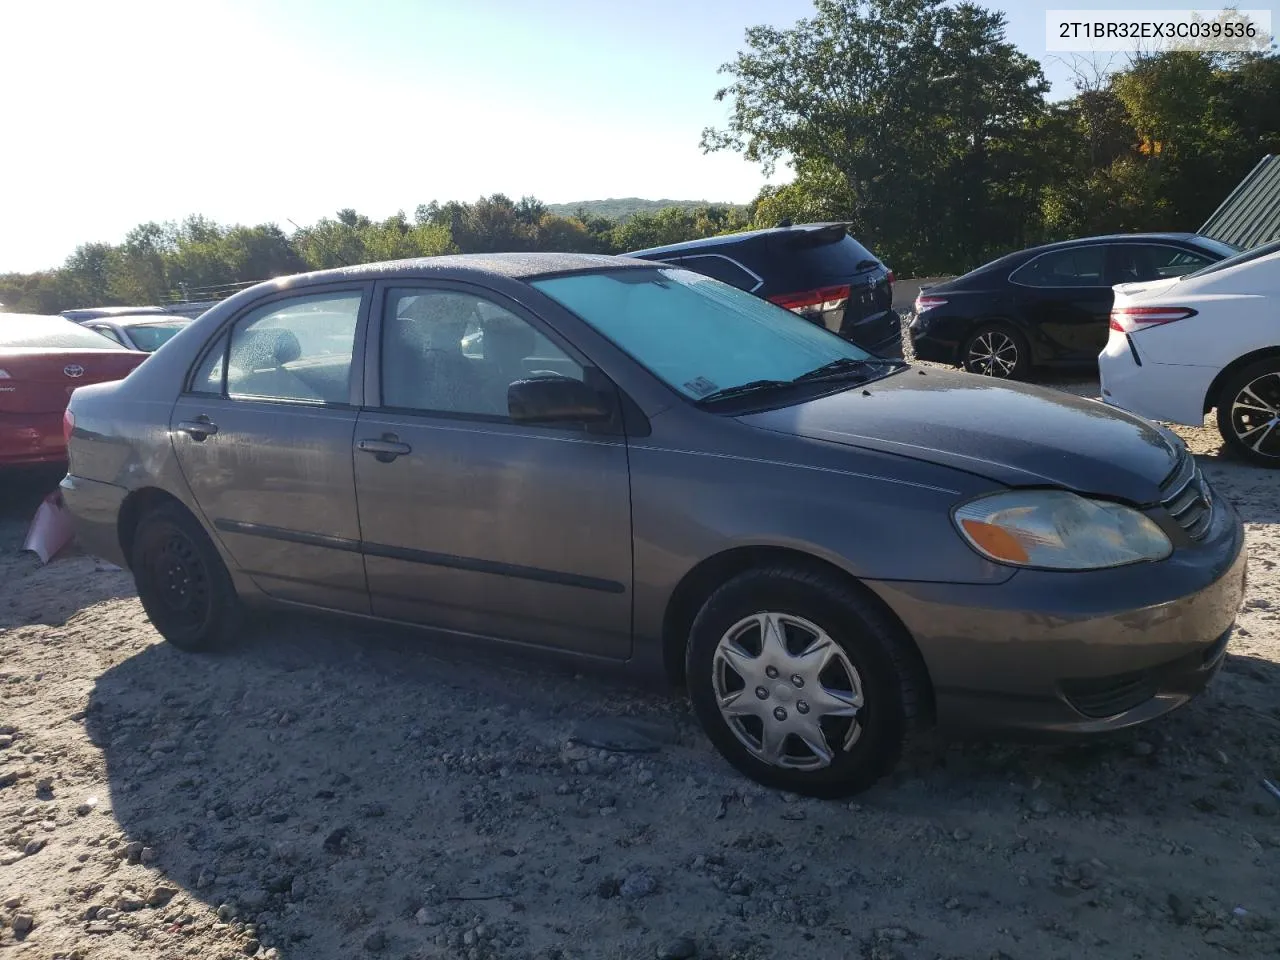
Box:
[22,489,74,564]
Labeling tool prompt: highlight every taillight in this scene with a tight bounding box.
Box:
[768,284,852,314]
[886,270,896,286]
[914,295,948,313]
[63,408,75,445]
[1109,306,1198,332]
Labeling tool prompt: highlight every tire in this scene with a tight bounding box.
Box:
[685,565,924,798]
[961,322,1030,380]
[130,502,243,651]
[1215,358,1280,468]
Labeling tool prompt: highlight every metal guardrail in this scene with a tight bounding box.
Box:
[162,279,264,304]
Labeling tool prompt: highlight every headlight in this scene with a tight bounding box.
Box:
[953,490,1172,570]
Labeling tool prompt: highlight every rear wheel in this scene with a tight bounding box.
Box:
[131,502,242,651]
[685,565,924,798]
[1215,359,1280,468]
[961,323,1030,380]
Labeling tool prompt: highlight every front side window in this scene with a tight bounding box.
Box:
[1011,247,1106,287]
[219,292,361,403]
[532,268,873,402]
[381,288,583,417]
[1183,237,1280,280]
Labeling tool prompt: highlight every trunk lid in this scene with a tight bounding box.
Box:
[0,349,148,413]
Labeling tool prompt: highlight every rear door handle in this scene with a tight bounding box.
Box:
[357,436,412,462]
[177,417,219,441]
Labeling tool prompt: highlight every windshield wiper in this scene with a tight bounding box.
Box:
[792,356,906,383]
[694,379,795,404]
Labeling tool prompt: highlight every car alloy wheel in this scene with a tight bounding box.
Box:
[712,611,864,770]
[965,329,1019,378]
[1227,370,1280,462]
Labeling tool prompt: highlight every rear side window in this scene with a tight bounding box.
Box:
[88,325,126,346]
[188,292,363,404]
[1011,247,1106,287]
[677,254,759,291]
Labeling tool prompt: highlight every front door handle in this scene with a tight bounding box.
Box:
[357,435,412,462]
[177,417,219,441]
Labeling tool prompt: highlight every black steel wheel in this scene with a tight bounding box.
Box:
[131,502,242,651]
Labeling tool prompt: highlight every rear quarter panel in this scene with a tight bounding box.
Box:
[1133,294,1278,369]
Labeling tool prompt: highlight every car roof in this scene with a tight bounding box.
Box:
[98,315,192,327]
[60,305,169,318]
[625,222,851,258]
[239,252,655,295]
[1021,232,1201,252]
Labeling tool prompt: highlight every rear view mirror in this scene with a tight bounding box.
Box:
[508,376,611,424]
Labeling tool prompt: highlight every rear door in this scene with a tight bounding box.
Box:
[352,281,633,658]
[168,285,372,613]
[1009,245,1112,359]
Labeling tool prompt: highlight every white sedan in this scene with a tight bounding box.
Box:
[1099,239,1280,467]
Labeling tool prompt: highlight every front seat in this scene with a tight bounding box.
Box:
[385,295,484,413]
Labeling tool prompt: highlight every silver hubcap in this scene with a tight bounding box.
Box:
[712,612,864,770]
[1230,373,1280,460]
[967,331,1018,377]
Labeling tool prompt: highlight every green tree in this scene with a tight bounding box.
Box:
[704,0,1049,273]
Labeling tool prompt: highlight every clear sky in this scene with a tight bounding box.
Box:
[0,0,1219,272]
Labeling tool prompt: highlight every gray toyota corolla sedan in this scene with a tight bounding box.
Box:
[61,253,1247,797]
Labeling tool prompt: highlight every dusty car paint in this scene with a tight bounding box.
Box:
[62,253,1244,736]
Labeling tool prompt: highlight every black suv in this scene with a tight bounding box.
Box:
[627,222,901,356]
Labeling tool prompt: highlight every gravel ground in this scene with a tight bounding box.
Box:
[2,343,1279,960]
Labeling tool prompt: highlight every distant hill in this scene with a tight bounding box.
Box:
[546,198,748,221]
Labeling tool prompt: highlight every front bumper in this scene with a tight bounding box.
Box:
[60,473,129,568]
[867,492,1247,734]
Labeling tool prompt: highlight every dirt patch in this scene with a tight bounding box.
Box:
[2,385,1279,960]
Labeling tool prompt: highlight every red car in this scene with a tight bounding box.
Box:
[1,314,149,467]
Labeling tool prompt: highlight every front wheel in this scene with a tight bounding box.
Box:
[1216,359,1280,468]
[961,323,1030,380]
[685,566,925,798]
[131,502,243,651]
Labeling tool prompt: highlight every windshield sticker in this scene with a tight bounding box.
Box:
[684,376,719,397]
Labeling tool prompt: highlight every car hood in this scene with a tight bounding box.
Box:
[738,368,1180,504]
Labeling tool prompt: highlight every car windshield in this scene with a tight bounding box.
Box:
[531,267,878,403]
[1182,237,1280,280]
[124,321,187,351]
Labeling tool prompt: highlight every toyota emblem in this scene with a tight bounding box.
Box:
[63,364,85,378]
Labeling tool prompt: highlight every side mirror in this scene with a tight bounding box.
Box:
[508,376,612,424]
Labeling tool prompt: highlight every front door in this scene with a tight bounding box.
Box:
[1012,244,1113,360]
[169,285,371,613]
[352,282,633,659]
